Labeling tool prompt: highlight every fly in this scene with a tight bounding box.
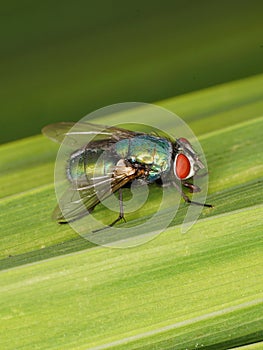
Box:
[42,122,213,227]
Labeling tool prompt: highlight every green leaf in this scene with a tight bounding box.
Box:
[0,74,262,349]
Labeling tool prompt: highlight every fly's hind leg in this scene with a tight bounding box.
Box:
[109,188,126,227]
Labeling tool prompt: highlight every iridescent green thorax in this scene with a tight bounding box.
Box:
[115,135,172,182]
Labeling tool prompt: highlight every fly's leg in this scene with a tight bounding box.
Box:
[92,189,126,233]
[173,181,213,208]
[183,181,201,193]
[109,188,126,226]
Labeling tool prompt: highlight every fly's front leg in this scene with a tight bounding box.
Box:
[172,181,213,208]
[109,188,126,227]
[183,181,201,193]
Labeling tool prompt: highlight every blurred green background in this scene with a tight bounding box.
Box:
[1,0,263,144]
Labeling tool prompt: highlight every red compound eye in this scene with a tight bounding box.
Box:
[175,154,191,179]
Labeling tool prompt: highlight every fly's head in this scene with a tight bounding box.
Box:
[173,138,205,181]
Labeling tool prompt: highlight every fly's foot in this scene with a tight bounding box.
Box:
[92,215,126,233]
[109,214,126,227]
[184,195,213,208]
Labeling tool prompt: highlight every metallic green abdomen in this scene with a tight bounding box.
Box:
[67,148,117,185]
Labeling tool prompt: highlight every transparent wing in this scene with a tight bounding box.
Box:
[42,121,144,148]
[54,164,142,223]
